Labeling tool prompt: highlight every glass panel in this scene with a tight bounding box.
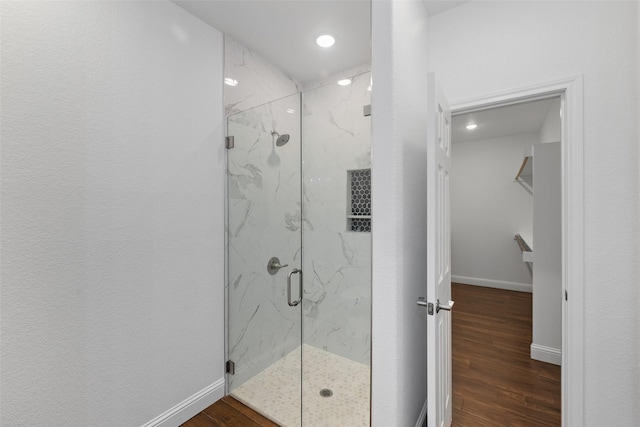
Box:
[227,93,302,426]
[301,71,372,426]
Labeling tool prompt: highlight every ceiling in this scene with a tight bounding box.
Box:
[452,98,559,143]
[173,1,371,86]
[173,0,467,86]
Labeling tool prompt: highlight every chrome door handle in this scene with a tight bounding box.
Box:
[287,268,302,307]
[437,299,454,312]
[417,297,454,315]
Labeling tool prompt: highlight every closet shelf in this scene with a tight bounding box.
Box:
[514,233,534,263]
[514,145,533,185]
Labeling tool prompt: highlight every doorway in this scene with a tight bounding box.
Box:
[447,75,585,426]
[450,95,562,424]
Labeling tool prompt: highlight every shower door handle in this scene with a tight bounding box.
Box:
[287,268,302,307]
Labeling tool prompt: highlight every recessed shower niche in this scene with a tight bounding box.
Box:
[348,168,372,232]
[220,4,372,425]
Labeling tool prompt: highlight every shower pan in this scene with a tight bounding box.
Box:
[226,73,372,426]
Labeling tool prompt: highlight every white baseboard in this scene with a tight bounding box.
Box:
[415,400,427,427]
[141,378,225,427]
[452,275,532,293]
[530,343,562,366]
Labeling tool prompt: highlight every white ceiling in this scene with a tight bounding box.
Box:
[173,0,467,86]
[452,98,559,143]
[173,0,371,86]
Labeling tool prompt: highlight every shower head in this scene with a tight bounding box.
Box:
[276,134,290,146]
[271,130,290,147]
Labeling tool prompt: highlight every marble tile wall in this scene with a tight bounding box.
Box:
[227,93,303,389]
[225,35,372,388]
[302,71,372,365]
[224,36,300,116]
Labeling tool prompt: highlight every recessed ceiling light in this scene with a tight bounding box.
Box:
[466,123,478,130]
[316,34,335,48]
[337,79,352,86]
[224,78,238,87]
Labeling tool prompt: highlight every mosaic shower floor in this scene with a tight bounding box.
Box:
[231,344,370,427]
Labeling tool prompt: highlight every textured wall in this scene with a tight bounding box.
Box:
[371,1,431,425]
[430,1,639,424]
[0,2,225,425]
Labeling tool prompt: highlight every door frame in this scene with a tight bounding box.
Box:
[449,75,584,427]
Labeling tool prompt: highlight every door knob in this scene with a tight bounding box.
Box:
[417,297,455,315]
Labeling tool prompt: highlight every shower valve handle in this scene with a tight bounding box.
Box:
[267,257,288,275]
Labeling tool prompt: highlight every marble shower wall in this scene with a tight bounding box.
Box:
[225,37,305,389]
[225,34,372,386]
[227,93,303,389]
[302,71,372,365]
[224,36,300,116]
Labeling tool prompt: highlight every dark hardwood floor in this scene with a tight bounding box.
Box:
[183,283,560,426]
[451,283,561,426]
[181,396,279,427]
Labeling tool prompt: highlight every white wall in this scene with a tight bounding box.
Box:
[532,142,562,364]
[430,1,639,424]
[371,1,430,425]
[0,2,225,426]
[538,98,562,144]
[451,133,536,292]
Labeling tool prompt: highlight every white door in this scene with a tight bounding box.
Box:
[421,73,453,427]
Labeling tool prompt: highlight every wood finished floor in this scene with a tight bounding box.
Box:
[451,283,561,426]
[181,396,279,427]
[182,283,560,426]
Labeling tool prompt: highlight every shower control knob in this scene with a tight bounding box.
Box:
[267,257,289,275]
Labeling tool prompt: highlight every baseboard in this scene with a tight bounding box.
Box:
[415,400,427,427]
[452,275,532,293]
[141,378,225,427]
[530,343,562,366]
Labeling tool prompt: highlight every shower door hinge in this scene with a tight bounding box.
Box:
[226,360,235,375]
[225,136,235,149]
[363,104,371,117]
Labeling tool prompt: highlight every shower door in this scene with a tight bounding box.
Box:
[226,93,303,426]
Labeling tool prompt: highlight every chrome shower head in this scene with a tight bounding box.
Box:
[271,130,290,147]
[276,134,290,146]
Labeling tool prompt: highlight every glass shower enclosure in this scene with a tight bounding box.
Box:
[226,73,372,426]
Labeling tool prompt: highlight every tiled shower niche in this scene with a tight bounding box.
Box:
[348,168,371,232]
